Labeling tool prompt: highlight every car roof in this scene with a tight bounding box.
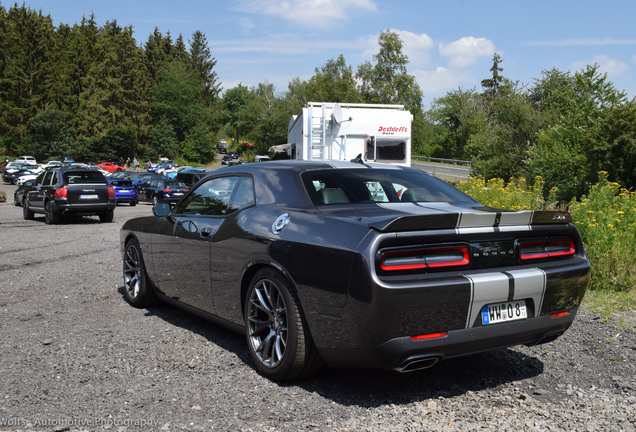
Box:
[203,159,410,208]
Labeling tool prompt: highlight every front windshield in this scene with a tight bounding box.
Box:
[302,168,477,206]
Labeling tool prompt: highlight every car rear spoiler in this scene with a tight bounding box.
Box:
[368,210,572,233]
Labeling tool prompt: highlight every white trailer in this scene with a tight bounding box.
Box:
[286,102,412,166]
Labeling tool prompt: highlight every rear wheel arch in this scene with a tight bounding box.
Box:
[240,262,298,319]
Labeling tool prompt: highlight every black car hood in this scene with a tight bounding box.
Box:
[316,202,571,232]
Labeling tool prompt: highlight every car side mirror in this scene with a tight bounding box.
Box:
[153,202,171,217]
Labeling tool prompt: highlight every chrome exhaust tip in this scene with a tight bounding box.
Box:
[394,356,440,373]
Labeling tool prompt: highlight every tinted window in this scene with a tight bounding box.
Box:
[165,181,186,188]
[37,172,48,185]
[365,138,406,162]
[63,171,106,185]
[302,168,476,206]
[175,176,254,216]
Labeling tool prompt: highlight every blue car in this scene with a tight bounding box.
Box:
[108,178,137,206]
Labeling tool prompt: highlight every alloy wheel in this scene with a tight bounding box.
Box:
[247,279,288,368]
[123,244,142,300]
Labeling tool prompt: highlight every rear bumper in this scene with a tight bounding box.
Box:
[115,192,137,202]
[318,309,577,371]
[53,199,116,215]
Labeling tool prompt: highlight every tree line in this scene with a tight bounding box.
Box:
[1,3,634,201]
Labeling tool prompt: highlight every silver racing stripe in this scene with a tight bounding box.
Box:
[464,268,547,328]
[465,273,510,328]
[506,268,547,315]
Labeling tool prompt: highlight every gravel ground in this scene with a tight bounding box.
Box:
[1,183,635,432]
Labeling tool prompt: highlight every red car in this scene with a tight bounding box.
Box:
[97,162,125,172]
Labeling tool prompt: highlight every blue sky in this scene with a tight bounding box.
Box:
[21,0,636,108]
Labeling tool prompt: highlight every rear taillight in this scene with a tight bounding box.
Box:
[163,188,172,192]
[108,186,116,197]
[518,239,575,260]
[379,246,470,271]
[184,189,188,192]
[54,187,67,198]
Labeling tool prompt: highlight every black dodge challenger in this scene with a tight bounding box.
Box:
[120,160,590,381]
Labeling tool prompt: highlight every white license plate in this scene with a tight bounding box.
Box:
[79,194,99,200]
[120,189,131,193]
[173,192,183,196]
[481,300,527,325]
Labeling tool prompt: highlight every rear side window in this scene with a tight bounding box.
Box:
[42,171,53,186]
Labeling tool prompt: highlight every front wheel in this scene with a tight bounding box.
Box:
[123,238,155,307]
[244,268,322,381]
[23,199,34,219]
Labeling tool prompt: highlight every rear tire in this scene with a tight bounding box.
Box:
[99,209,114,223]
[130,200,137,206]
[44,200,59,224]
[244,268,323,381]
[123,238,155,307]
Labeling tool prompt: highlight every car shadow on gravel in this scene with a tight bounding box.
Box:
[120,288,545,408]
[302,350,544,407]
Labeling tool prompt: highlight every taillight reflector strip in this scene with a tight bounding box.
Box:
[411,332,448,341]
[550,311,569,319]
[519,239,575,260]
[380,246,470,271]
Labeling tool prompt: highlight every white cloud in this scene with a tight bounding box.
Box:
[439,36,495,68]
[414,67,472,95]
[239,0,377,29]
[571,55,629,76]
[392,30,434,68]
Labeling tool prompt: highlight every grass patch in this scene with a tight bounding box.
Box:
[582,289,636,317]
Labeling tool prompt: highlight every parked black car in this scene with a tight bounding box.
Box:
[21,166,116,224]
[137,179,189,205]
[120,160,591,381]
[3,168,39,184]
[132,173,169,190]
[174,169,208,187]
[13,181,28,206]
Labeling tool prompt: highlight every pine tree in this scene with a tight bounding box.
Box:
[189,30,221,104]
